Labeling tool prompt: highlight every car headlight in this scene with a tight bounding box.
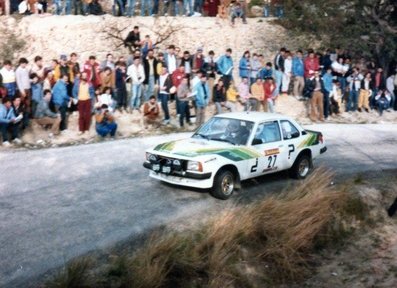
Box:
[187,161,203,172]
[172,159,182,171]
[146,153,158,163]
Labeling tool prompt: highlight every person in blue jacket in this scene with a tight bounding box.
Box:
[52,74,70,132]
[193,74,210,128]
[238,51,251,80]
[217,48,234,89]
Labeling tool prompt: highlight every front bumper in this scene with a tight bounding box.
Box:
[143,162,212,180]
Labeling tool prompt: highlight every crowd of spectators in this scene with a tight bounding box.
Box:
[0,25,396,147]
[1,0,285,20]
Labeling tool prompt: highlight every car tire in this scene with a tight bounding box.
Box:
[290,154,312,179]
[211,169,236,200]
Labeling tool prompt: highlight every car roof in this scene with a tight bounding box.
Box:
[213,112,292,123]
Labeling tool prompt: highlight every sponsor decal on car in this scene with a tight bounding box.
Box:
[264,148,280,156]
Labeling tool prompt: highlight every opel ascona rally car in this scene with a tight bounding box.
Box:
[143,112,327,199]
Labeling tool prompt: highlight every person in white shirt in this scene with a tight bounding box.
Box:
[0,60,17,99]
[281,51,292,94]
[346,68,364,112]
[165,45,177,74]
[386,74,395,110]
[15,58,32,116]
[329,80,343,115]
[97,87,116,112]
[127,57,145,112]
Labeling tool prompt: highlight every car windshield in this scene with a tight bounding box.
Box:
[193,117,254,145]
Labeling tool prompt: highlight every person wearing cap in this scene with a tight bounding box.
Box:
[54,54,74,83]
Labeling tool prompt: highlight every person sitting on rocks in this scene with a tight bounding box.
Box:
[230,1,247,26]
[34,89,61,137]
[95,104,117,138]
[0,97,20,146]
[142,95,161,129]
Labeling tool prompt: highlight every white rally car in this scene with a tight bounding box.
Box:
[143,112,327,199]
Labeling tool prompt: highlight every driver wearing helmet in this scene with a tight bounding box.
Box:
[221,119,250,145]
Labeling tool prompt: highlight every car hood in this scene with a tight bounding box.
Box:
[151,138,262,161]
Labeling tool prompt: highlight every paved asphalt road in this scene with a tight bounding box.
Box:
[0,124,396,287]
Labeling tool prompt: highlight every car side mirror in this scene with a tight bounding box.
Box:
[292,131,300,138]
[252,138,263,145]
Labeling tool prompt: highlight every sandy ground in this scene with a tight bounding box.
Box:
[2,94,397,150]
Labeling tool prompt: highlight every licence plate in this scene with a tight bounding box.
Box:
[152,164,160,172]
[162,166,171,174]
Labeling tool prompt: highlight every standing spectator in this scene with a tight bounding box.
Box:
[157,67,173,124]
[141,0,151,16]
[172,64,186,114]
[31,55,45,81]
[152,0,160,15]
[163,0,179,16]
[358,72,372,112]
[141,35,154,58]
[322,67,333,119]
[95,104,117,137]
[100,67,115,91]
[0,97,19,146]
[83,56,101,89]
[386,73,395,111]
[142,95,161,129]
[307,71,324,122]
[250,53,261,85]
[329,80,343,115]
[371,67,386,109]
[68,52,81,77]
[239,51,251,80]
[126,0,137,16]
[183,0,193,16]
[250,78,264,111]
[213,78,227,114]
[331,57,348,96]
[112,0,125,16]
[192,48,205,74]
[346,68,363,112]
[259,62,273,79]
[97,87,116,112]
[115,61,128,111]
[30,73,43,116]
[127,56,145,112]
[43,71,55,91]
[15,57,32,117]
[304,49,320,79]
[273,67,283,98]
[100,53,116,71]
[52,75,70,132]
[281,51,292,95]
[74,73,94,135]
[264,77,276,113]
[164,45,177,74]
[156,52,166,76]
[143,49,158,103]
[274,47,286,72]
[193,74,210,127]
[194,0,203,14]
[0,60,17,99]
[54,55,74,82]
[202,50,217,101]
[292,50,305,99]
[217,48,234,89]
[180,51,193,77]
[177,76,191,127]
[34,90,61,137]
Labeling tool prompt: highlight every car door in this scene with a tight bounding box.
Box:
[279,120,301,169]
[249,120,284,177]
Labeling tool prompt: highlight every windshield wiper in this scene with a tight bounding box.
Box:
[211,137,236,145]
[194,133,210,140]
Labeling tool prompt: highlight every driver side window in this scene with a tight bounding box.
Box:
[280,120,300,140]
[252,121,281,145]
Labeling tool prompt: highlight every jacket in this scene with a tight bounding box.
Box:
[115,68,126,89]
[83,61,101,88]
[54,64,74,82]
[158,74,173,94]
[202,57,217,78]
[292,57,304,77]
[239,57,250,78]
[251,83,264,101]
[127,64,145,85]
[304,57,320,78]
[72,79,95,100]
[34,99,58,119]
[213,84,226,102]
[322,73,333,93]
[217,55,233,76]
[52,80,70,107]
[304,76,325,98]
[31,82,44,103]
[264,82,276,99]
[194,81,210,108]
[143,57,159,85]
[0,104,14,124]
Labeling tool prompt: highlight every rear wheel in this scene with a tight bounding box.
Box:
[290,154,312,179]
[211,169,236,200]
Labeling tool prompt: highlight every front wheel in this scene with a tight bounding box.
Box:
[211,169,236,200]
[290,154,312,179]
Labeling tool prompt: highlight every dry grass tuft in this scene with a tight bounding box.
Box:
[46,169,367,288]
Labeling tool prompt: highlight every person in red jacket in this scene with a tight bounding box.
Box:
[171,65,186,89]
[83,56,101,89]
[264,77,276,113]
[304,49,320,79]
